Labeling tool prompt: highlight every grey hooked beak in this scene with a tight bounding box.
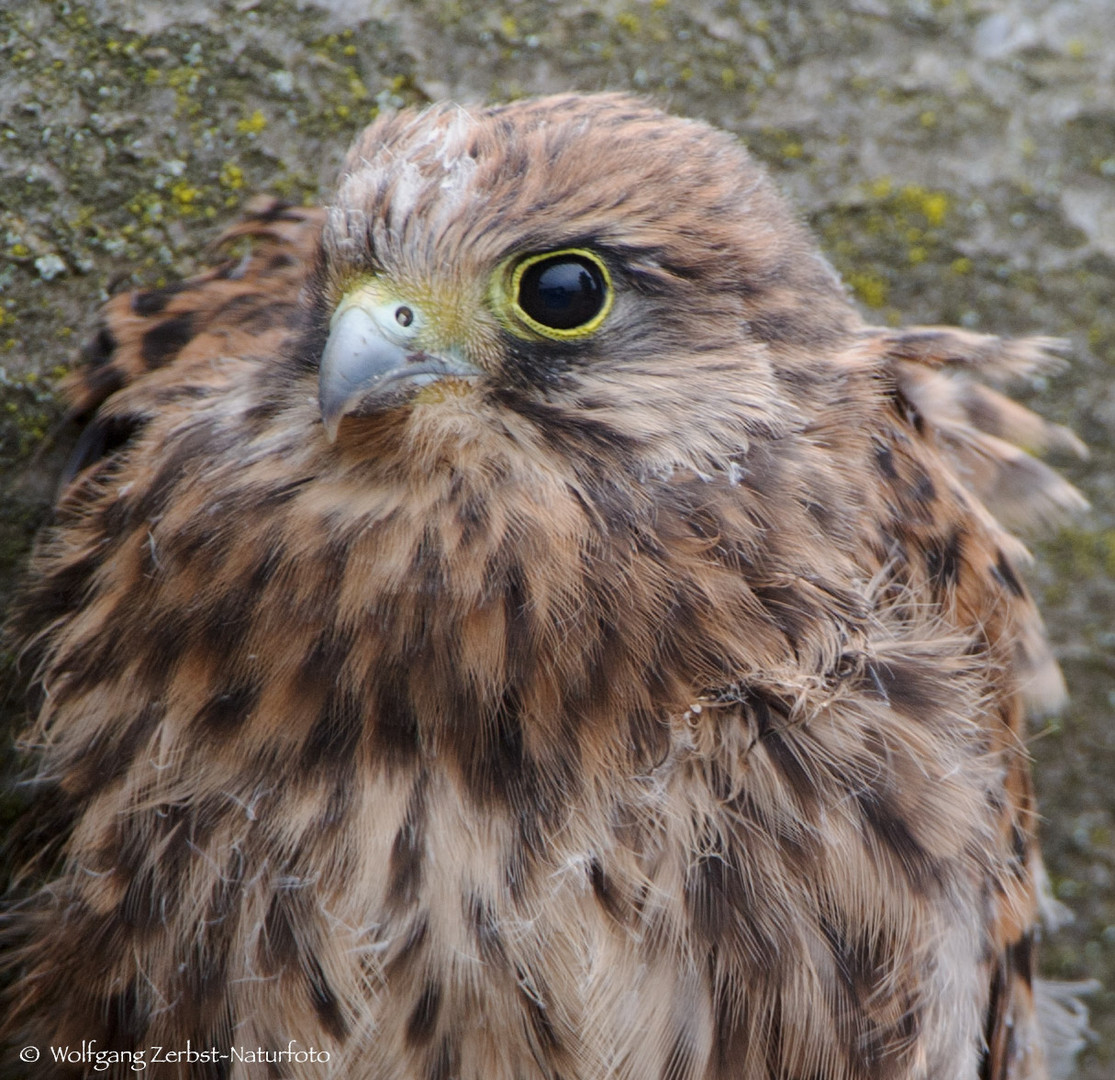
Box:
[318,305,480,442]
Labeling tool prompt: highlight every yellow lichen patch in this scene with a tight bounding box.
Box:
[867,177,892,200]
[68,205,97,229]
[236,109,267,136]
[347,73,368,100]
[857,181,952,238]
[219,162,244,190]
[170,181,200,208]
[166,66,202,90]
[900,186,949,227]
[127,192,165,224]
[847,271,889,308]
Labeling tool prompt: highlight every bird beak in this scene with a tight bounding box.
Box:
[318,304,480,442]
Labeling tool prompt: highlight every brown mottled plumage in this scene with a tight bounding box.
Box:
[2,95,1088,1079]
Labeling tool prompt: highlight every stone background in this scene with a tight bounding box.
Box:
[1,1,1112,1073]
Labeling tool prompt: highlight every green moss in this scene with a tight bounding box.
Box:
[0,367,63,461]
[0,372,65,680]
[0,0,427,300]
[1041,527,1115,581]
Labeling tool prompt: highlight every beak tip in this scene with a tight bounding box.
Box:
[317,304,406,441]
[319,390,346,444]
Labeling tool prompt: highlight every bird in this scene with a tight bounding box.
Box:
[1,93,1090,1079]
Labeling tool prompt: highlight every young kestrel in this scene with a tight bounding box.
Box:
[2,94,1088,1079]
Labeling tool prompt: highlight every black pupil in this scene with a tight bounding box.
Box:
[517,255,606,331]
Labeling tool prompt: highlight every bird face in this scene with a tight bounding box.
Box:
[318,246,616,439]
[307,94,862,474]
[317,278,484,439]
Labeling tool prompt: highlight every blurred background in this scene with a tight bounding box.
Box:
[1,1,1111,1074]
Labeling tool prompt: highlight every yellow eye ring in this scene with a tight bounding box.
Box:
[496,248,614,340]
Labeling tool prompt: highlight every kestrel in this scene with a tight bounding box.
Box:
[2,94,1089,1079]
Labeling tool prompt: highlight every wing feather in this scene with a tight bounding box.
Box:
[59,197,323,486]
[866,325,1088,1080]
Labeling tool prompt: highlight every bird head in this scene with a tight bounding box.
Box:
[305,94,861,477]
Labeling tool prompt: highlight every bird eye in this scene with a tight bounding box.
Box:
[509,249,612,338]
